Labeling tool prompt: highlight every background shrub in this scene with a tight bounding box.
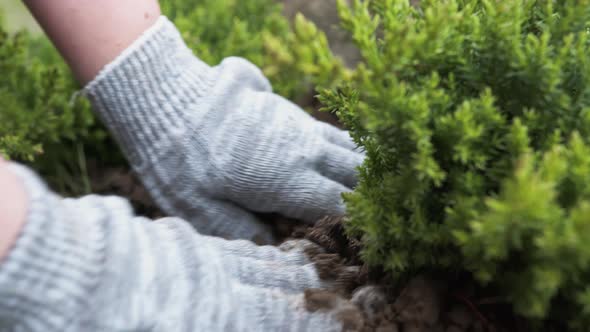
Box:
[0,13,106,194]
[320,0,590,328]
[161,0,347,100]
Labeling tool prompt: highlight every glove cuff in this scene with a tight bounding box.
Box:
[84,16,214,165]
[0,164,105,331]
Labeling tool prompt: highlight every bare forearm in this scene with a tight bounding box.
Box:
[0,159,27,262]
[23,0,161,84]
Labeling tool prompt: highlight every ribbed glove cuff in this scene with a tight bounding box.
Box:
[0,164,104,331]
[84,16,214,165]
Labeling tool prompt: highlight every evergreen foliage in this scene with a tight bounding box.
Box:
[0,17,96,162]
[161,0,346,99]
[320,0,590,328]
[0,13,106,194]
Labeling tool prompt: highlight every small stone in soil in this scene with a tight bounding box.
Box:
[393,276,444,327]
[336,304,366,332]
[304,289,365,331]
[305,289,343,311]
[351,286,388,324]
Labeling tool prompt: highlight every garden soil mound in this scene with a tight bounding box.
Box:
[294,216,529,332]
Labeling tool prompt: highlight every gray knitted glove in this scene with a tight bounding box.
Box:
[84,16,364,243]
[0,164,344,331]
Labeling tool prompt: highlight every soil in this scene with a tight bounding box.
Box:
[294,216,530,332]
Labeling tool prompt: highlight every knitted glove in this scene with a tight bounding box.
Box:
[0,164,346,331]
[84,16,364,244]
[201,235,329,293]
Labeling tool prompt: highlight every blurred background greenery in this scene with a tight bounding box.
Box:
[0,0,41,34]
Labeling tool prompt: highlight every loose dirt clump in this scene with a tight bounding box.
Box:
[295,216,524,332]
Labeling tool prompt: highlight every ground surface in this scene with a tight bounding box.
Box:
[299,217,527,332]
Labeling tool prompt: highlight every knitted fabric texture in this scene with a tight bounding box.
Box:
[84,16,364,243]
[0,163,342,331]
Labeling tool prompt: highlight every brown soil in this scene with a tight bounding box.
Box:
[294,216,528,332]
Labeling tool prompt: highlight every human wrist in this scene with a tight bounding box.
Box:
[84,16,214,164]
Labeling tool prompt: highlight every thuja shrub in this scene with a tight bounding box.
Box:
[320,0,590,328]
[161,0,347,99]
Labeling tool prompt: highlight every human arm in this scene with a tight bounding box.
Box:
[23,0,160,84]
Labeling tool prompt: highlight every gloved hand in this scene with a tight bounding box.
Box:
[0,164,359,331]
[84,16,364,243]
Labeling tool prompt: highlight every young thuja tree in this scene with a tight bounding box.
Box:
[321,0,590,328]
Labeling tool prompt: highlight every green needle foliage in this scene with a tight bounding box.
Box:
[0,17,96,162]
[161,0,346,100]
[0,13,106,195]
[263,13,350,100]
[162,0,289,66]
[320,0,590,328]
